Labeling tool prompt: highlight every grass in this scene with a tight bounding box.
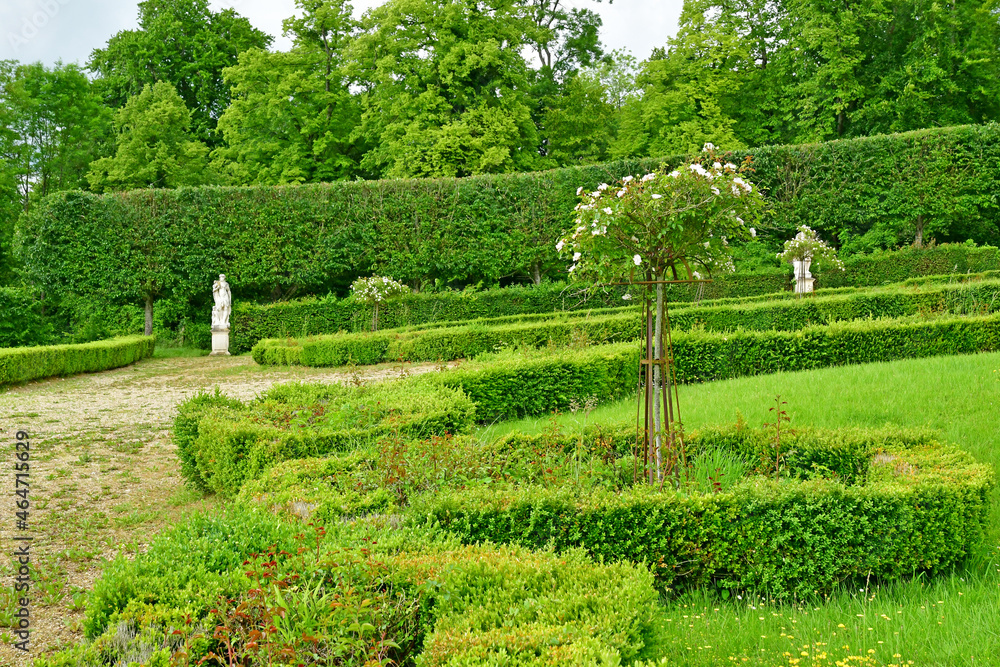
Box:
[481,351,1000,666]
[152,346,210,358]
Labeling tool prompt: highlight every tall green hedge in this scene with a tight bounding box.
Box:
[0,335,155,385]
[0,286,52,347]
[17,123,1000,340]
[411,429,994,597]
[819,244,1000,287]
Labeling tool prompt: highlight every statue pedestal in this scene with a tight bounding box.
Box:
[211,327,230,356]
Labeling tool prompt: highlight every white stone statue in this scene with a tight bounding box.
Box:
[212,274,231,330]
[211,274,231,356]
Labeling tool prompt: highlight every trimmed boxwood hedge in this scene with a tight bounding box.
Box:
[0,335,155,385]
[410,428,995,597]
[174,381,476,496]
[671,311,1000,383]
[231,252,1000,354]
[819,243,1000,288]
[60,508,661,666]
[231,274,789,353]
[252,279,1000,369]
[412,311,1000,421]
[431,345,640,422]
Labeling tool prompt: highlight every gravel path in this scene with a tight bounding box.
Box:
[0,353,443,665]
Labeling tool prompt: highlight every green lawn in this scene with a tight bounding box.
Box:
[482,351,1000,666]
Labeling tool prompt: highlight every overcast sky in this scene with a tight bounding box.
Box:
[1,0,683,68]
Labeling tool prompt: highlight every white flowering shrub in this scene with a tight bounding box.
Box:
[351,275,409,330]
[556,155,767,284]
[778,226,844,270]
[351,275,409,304]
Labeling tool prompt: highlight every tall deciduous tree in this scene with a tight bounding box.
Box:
[213,0,364,184]
[0,61,111,210]
[88,0,271,145]
[0,61,111,284]
[349,0,543,178]
[87,81,214,193]
[613,14,747,158]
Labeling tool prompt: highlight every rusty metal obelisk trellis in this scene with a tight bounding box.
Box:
[631,273,710,486]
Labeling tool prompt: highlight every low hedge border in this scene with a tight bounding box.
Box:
[430,344,640,422]
[252,280,1000,373]
[231,245,1000,354]
[671,311,1000,383]
[0,335,155,385]
[236,424,883,527]
[419,311,1000,421]
[232,274,790,353]
[410,428,994,598]
[175,381,476,496]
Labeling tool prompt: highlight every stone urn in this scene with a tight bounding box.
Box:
[793,257,814,294]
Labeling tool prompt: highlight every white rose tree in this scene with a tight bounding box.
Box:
[558,154,767,484]
[351,275,410,331]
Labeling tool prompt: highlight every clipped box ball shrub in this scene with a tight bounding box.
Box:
[383,543,661,666]
[0,335,155,385]
[174,380,475,496]
[411,427,995,598]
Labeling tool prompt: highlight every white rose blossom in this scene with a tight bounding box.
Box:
[633,254,642,266]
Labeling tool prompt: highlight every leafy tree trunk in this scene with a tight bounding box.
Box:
[144,295,153,336]
[914,214,925,247]
[531,261,542,285]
